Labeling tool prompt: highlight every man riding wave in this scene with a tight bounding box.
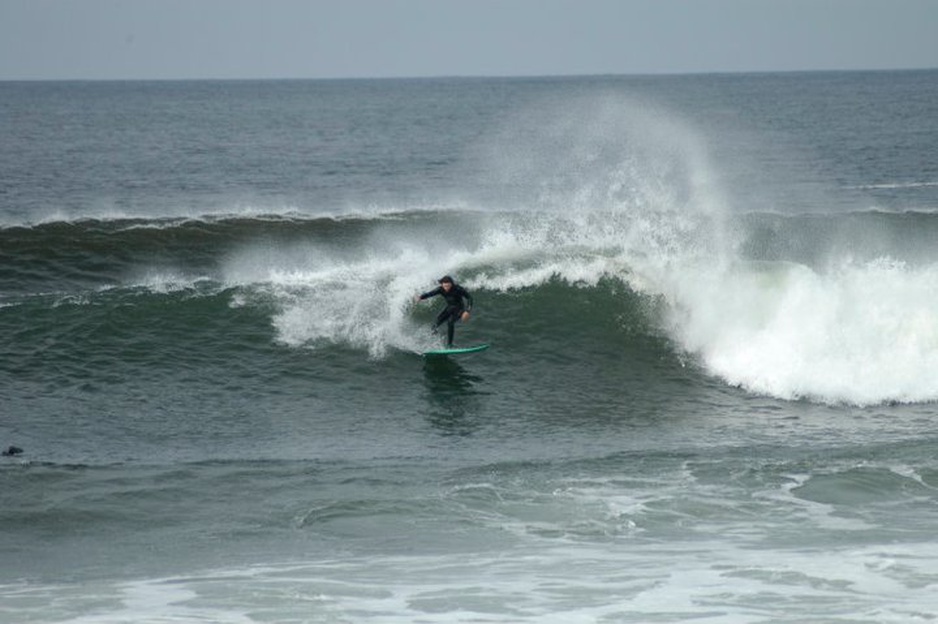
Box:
[415,275,473,348]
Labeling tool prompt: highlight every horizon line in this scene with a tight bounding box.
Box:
[2,65,936,83]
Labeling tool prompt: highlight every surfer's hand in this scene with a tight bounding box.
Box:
[461,311,470,321]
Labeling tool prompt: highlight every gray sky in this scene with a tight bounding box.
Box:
[1,0,936,80]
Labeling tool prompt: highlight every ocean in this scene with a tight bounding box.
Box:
[2,70,938,623]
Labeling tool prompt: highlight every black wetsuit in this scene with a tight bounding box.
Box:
[419,284,473,347]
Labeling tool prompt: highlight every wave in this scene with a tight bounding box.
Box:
[7,209,938,406]
[850,181,938,190]
[667,255,938,405]
[6,81,938,408]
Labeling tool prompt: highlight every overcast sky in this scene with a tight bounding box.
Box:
[1,0,936,80]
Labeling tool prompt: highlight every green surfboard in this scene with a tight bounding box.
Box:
[423,344,490,356]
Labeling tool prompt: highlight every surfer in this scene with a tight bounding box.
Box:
[416,275,473,347]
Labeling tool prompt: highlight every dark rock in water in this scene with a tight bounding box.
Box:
[2,446,23,456]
